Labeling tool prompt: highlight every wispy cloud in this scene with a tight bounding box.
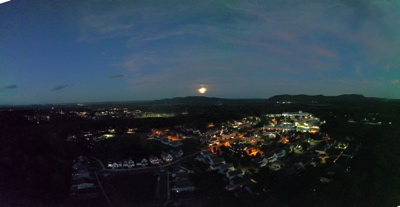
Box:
[141,30,188,41]
[74,0,400,98]
[110,74,124,79]
[0,84,17,92]
[311,47,337,59]
[51,84,71,92]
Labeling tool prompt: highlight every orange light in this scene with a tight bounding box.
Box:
[279,137,289,144]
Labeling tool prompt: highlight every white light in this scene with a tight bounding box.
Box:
[198,87,207,94]
[0,0,11,4]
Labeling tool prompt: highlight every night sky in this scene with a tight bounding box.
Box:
[1,0,400,105]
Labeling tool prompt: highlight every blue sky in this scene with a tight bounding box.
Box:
[1,0,400,105]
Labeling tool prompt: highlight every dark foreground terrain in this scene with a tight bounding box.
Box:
[1,95,400,206]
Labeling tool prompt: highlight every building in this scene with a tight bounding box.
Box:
[149,155,161,165]
[226,177,251,191]
[161,152,173,162]
[172,181,195,193]
[226,169,243,180]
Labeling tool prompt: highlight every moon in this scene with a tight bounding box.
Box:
[198,87,207,94]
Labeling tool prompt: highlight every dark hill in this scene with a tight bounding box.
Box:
[267,94,368,103]
[152,96,265,105]
[152,96,228,105]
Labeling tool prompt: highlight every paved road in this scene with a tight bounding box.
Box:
[90,157,129,207]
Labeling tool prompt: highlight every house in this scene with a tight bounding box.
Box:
[195,154,205,162]
[315,147,327,155]
[111,162,119,169]
[319,177,333,183]
[70,188,99,200]
[242,133,254,143]
[295,157,313,169]
[172,181,195,193]
[205,129,220,137]
[196,150,214,162]
[276,149,286,158]
[135,159,143,167]
[210,163,223,170]
[192,129,201,135]
[173,171,189,182]
[160,137,170,145]
[161,152,173,162]
[208,137,219,146]
[268,162,281,171]
[221,131,236,140]
[170,149,184,159]
[149,155,161,165]
[198,136,208,144]
[72,163,90,180]
[171,165,188,177]
[200,150,213,157]
[127,159,135,168]
[107,161,114,168]
[201,154,219,164]
[342,150,354,158]
[281,124,296,132]
[74,155,90,164]
[254,156,269,167]
[122,160,129,168]
[134,158,148,167]
[226,169,243,180]
[218,163,235,174]
[254,155,275,167]
[226,177,251,191]
[71,178,94,190]
[172,167,189,182]
[252,120,260,126]
[141,158,148,167]
[207,157,226,165]
[263,124,276,131]
[263,131,277,138]
[260,160,268,168]
[267,153,278,163]
[169,141,183,148]
[336,142,348,150]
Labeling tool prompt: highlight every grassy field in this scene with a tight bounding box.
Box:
[109,173,157,205]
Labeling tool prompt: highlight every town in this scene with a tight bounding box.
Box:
[67,107,359,206]
[1,95,399,207]
[4,0,400,206]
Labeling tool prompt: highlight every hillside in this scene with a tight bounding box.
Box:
[267,94,370,103]
[151,96,264,105]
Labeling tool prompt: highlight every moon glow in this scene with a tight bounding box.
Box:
[198,87,207,94]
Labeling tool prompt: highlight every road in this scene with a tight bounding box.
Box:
[91,151,201,207]
[91,159,131,207]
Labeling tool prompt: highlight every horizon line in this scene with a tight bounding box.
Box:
[0,93,396,107]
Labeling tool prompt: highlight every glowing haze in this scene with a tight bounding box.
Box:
[1,0,400,105]
[198,87,207,94]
